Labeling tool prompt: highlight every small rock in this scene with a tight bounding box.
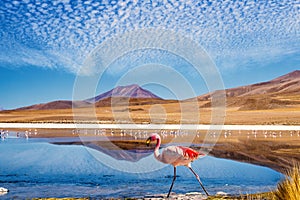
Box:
[0,187,9,195]
[186,192,202,196]
[216,191,228,196]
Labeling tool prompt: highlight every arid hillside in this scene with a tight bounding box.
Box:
[1,71,300,124]
[196,70,300,110]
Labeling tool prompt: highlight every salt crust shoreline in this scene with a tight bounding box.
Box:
[1,122,300,130]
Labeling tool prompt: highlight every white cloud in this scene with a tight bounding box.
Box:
[0,0,299,75]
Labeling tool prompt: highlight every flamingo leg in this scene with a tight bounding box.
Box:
[188,167,209,196]
[167,167,176,198]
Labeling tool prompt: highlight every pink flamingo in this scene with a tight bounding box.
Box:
[146,133,209,197]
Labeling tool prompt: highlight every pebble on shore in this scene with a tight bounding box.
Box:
[0,187,9,195]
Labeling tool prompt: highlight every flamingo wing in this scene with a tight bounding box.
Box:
[179,146,200,160]
[157,146,202,167]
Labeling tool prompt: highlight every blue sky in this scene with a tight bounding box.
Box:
[0,0,299,109]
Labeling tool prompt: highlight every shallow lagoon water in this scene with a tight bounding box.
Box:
[0,136,283,199]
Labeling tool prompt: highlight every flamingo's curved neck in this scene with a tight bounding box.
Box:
[154,136,161,159]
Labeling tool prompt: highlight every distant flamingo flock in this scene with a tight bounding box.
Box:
[1,128,300,141]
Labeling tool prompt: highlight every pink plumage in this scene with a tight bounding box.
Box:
[146,133,209,197]
[180,146,202,159]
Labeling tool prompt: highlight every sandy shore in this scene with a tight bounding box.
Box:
[1,122,300,130]
[30,192,273,200]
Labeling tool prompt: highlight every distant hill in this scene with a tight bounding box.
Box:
[86,84,162,103]
[16,100,92,111]
[10,71,300,111]
[198,70,300,110]
[14,84,164,111]
[225,70,300,97]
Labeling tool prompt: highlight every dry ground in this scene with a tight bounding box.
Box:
[1,101,300,125]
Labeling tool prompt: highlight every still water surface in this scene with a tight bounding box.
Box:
[0,135,282,199]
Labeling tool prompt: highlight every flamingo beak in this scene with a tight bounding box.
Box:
[146,138,151,146]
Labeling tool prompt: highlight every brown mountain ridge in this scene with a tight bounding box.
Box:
[15,84,167,111]
[4,70,300,118]
[198,70,300,110]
